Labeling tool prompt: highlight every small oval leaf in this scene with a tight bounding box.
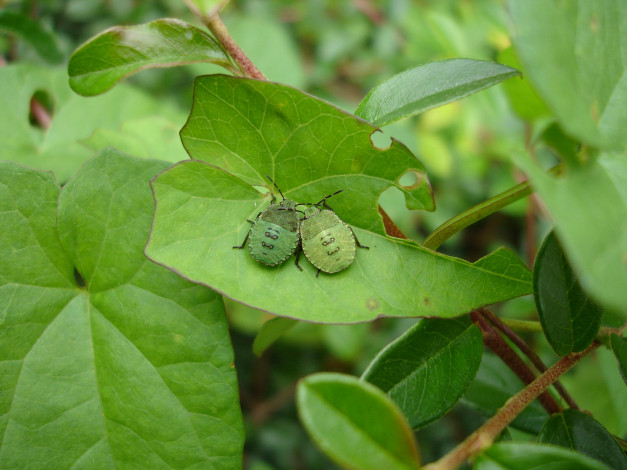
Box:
[538,409,627,470]
[475,442,612,470]
[362,316,482,428]
[68,19,233,96]
[355,59,520,127]
[297,373,421,470]
[533,231,603,356]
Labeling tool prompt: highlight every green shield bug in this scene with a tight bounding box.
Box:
[234,176,303,270]
[299,190,369,276]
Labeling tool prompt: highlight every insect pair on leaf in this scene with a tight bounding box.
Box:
[233,176,368,276]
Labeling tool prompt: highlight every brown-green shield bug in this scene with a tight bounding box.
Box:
[234,176,303,270]
[298,190,369,276]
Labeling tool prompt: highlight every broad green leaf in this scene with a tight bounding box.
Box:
[180,74,435,229]
[148,75,531,323]
[533,231,603,355]
[354,59,520,127]
[475,442,612,470]
[253,317,298,356]
[0,64,185,182]
[68,19,235,96]
[610,334,627,384]
[538,409,627,470]
[362,317,482,429]
[81,116,190,166]
[462,353,547,434]
[0,150,243,468]
[0,10,63,63]
[508,0,627,150]
[146,160,533,323]
[515,150,627,315]
[297,373,420,470]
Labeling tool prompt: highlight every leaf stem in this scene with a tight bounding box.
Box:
[422,180,532,250]
[423,341,600,470]
[422,165,562,251]
[202,12,266,80]
[499,318,544,333]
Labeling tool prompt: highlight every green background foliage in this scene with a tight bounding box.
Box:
[1,0,626,469]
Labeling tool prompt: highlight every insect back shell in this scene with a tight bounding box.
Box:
[300,206,359,275]
[247,199,300,266]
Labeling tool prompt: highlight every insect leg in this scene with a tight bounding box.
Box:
[350,227,369,249]
[294,243,303,271]
[316,190,343,210]
[233,229,251,249]
[266,175,284,202]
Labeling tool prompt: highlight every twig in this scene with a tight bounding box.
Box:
[470,311,561,414]
[30,97,52,129]
[479,308,579,410]
[203,13,266,80]
[423,341,600,470]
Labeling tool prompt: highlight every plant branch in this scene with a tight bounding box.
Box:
[470,311,561,414]
[423,341,600,470]
[202,12,266,80]
[479,308,578,410]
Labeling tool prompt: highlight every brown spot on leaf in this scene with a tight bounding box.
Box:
[366,297,380,311]
[590,100,599,123]
[423,297,431,306]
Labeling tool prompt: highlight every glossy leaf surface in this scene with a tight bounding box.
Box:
[475,442,612,470]
[508,0,627,150]
[297,373,420,470]
[69,19,233,96]
[0,150,243,468]
[362,317,482,428]
[355,59,520,126]
[533,231,603,355]
[538,409,627,470]
[146,75,533,323]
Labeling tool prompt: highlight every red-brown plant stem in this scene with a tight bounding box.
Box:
[479,308,579,409]
[470,311,561,414]
[30,97,52,129]
[204,13,266,80]
[423,341,600,470]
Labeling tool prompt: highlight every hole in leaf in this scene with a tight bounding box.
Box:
[73,267,86,288]
[398,170,424,191]
[29,89,54,130]
[369,130,392,150]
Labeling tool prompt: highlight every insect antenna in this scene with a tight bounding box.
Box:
[315,189,343,210]
[266,175,285,201]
